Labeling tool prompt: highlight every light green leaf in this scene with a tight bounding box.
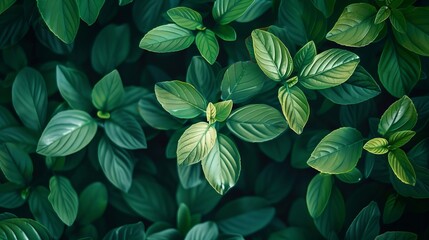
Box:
[392,7,429,56]
[214,100,233,122]
[311,0,336,17]
[375,6,390,25]
[375,231,418,240]
[378,95,417,136]
[0,143,33,186]
[176,181,222,215]
[92,69,124,112]
[336,167,362,184]
[212,0,254,25]
[299,49,360,89]
[177,122,217,165]
[220,61,266,103]
[196,29,219,65]
[236,0,271,22]
[278,86,309,135]
[326,3,384,47]
[390,164,429,198]
[139,24,195,53]
[98,136,134,192]
[77,182,108,225]
[206,102,216,123]
[0,0,16,15]
[105,110,147,150]
[389,9,407,33]
[388,148,416,186]
[0,217,52,240]
[252,29,293,81]
[167,7,203,30]
[293,41,316,72]
[307,127,364,174]
[255,163,295,203]
[212,24,237,41]
[388,130,415,150]
[382,193,405,224]
[48,176,79,226]
[345,201,381,240]
[155,80,207,119]
[37,110,97,157]
[306,173,333,218]
[202,134,241,195]
[56,65,92,112]
[12,67,48,133]
[227,104,288,142]
[103,222,146,240]
[185,222,218,240]
[364,138,389,155]
[378,38,421,98]
[76,0,105,25]
[91,24,130,74]
[36,0,80,44]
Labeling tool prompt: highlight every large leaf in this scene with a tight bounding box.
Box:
[76,0,105,25]
[251,29,293,81]
[139,24,195,53]
[0,217,52,240]
[375,231,418,240]
[0,143,33,186]
[185,222,218,240]
[313,187,345,238]
[388,148,416,186]
[378,95,417,136]
[56,65,92,112]
[196,29,219,64]
[98,136,135,192]
[0,126,38,152]
[167,7,203,30]
[48,176,79,226]
[176,181,222,215]
[326,3,384,47]
[278,86,309,134]
[36,0,80,44]
[227,104,288,142]
[12,67,48,133]
[306,173,333,218]
[408,137,429,168]
[0,5,29,49]
[177,122,217,165]
[91,69,124,112]
[307,127,364,174]
[255,163,295,203]
[378,38,421,98]
[382,193,405,224]
[202,134,241,195]
[212,0,254,25]
[155,80,207,119]
[299,49,360,89]
[319,66,381,105]
[105,110,147,150]
[345,201,381,240]
[37,110,97,157]
[77,182,108,225]
[236,0,271,22]
[0,0,15,15]
[391,164,429,198]
[103,222,146,240]
[91,24,130,74]
[33,19,73,55]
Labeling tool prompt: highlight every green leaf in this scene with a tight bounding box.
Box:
[388,148,416,186]
[313,187,345,238]
[345,201,381,240]
[119,0,133,6]
[185,222,218,240]
[177,203,192,235]
[167,7,203,30]
[36,0,80,44]
[122,175,176,222]
[392,7,429,56]
[364,138,389,155]
[408,138,429,167]
[278,86,309,134]
[56,65,92,112]
[391,164,429,198]
[212,0,254,25]
[105,110,147,150]
[311,0,336,17]
[32,19,73,55]
[306,173,333,218]
[220,61,266,103]
[336,168,363,184]
[12,67,48,133]
[307,127,364,174]
[259,132,292,162]
[196,29,219,65]
[375,231,418,240]
[382,193,405,224]
[378,38,421,98]
[0,5,30,49]
[0,0,15,15]
[0,217,52,240]
[0,143,33,186]
[227,104,288,142]
[0,126,38,153]
[385,0,405,8]
[251,29,293,81]
[374,6,390,24]
[2,44,27,71]
[186,56,219,102]
[91,24,130,74]
[214,101,233,122]
[215,197,275,236]
[326,3,384,47]
[48,176,79,226]
[388,130,415,150]
[236,0,271,22]
[177,122,217,165]
[139,24,195,53]
[293,41,316,72]
[98,136,134,192]
[176,181,222,215]
[76,0,105,25]
[389,9,407,33]
[92,69,124,112]
[37,110,97,157]
[103,222,145,240]
[378,95,417,136]
[255,163,295,203]
[155,80,207,119]
[77,182,108,225]
[132,0,172,33]
[202,134,241,195]
[212,24,237,41]
[412,96,429,132]
[178,162,204,189]
[299,49,360,90]
[319,65,381,105]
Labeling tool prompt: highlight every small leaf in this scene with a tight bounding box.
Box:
[77,182,108,225]
[76,0,105,25]
[56,65,92,112]
[212,0,254,25]
[388,130,415,150]
[388,148,416,186]
[252,29,293,81]
[92,69,124,112]
[212,25,237,41]
[206,102,217,123]
[378,95,417,136]
[0,217,52,239]
[177,122,217,165]
[139,24,195,53]
[105,110,147,150]
[293,41,316,72]
[167,7,203,30]
[389,9,407,33]
[177,203,192,235]
[364,138,389,155]
[306,173,333,218]
[336,168,363,184]
[345,201,381,240]
[196,29,219,65]
[278,86,310,134]
[382,193,405,224]
[374,6,390,24]
[103,222,146,240]
[214,100,233,122]
[48,176,79,226]
[375,231,418,240]
[185,222,219,240]
[37,110,97,157]
[227,104,288,142]
[0,143,33,186]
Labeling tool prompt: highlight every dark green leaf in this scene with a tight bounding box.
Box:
[76,0,105,25]
[306,173,333,218]
[48,176,79,226]
[196,29,219,65]
[390,9,407,33]
[132,0,173,33]
[105,110,147,150]
[0,126,38,152]
[291,130,329,169]
[185,222,218,240]
[412,96,429,132]
[177,203,192,235]
[336,168,363,184]
[255,163,295,203]
[378,95,417,136]
[0,188,25,209]
[2,44,27,70]
[139,24,195,53]
[0,143,33,185]
[91,69,124,112]
[278,85,309,134]
[258,132,292,162]
[176,181,222,215]
[77,182,108,225]
[0,217,52,240]
[178,162,204,189]
[138,94,185,130]
[311,0,336,17]
[212,0,254,25]
[0,5,30,49]
[0,0,15,15]
[408,138,429,168]
[293,41,316,72]
[103,222,145,240]
[212,25,237,41]
[167,7,203,30]
[56,65,92,112]
[313,187,345,238]
[345,201,380,240]
[388,130,415,150]
[375,231,417,240]
[388,148,416,186]
[33,19,73,55]
[119,0,133,6]
[340,100,376,128]
[382,193,405,224]
[391,164,429,198]
[186,56,219,102]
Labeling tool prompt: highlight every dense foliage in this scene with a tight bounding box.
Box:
[1,0,429,239]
